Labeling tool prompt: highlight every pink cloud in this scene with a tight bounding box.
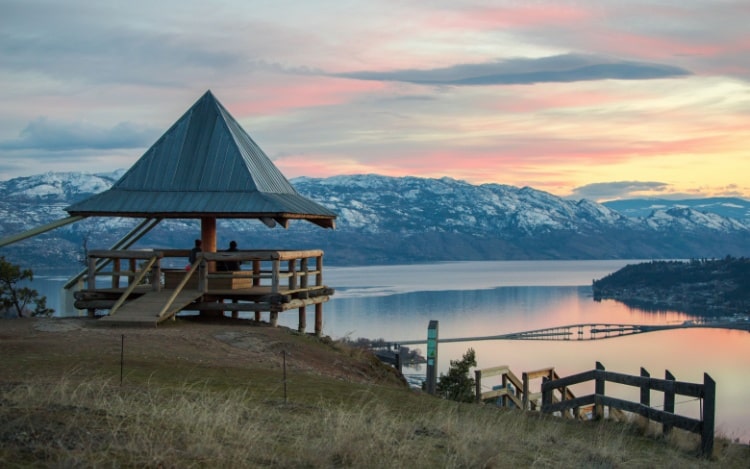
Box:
[589,31,723,61]
[228,77,386,116]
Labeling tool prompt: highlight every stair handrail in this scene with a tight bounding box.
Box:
[157,255,203,320]
[109,255,159,316]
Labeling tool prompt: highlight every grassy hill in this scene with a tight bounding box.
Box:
[1,317,747,467]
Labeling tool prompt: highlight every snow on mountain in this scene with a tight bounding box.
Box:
[0,171,748,267]
[643,207,748,231]
[604,197,750,224]
[0,171,121,202]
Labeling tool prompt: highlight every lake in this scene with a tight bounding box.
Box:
[33,260,750,442]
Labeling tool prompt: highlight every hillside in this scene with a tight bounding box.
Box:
[1,317,747,467]
[1,172,750,268]
[592,257,750,316]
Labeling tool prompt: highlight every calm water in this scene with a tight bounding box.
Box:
[33,260,750,441]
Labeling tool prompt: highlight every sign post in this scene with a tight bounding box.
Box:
[425,320,439,395]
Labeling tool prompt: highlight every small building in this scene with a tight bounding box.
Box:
[2,91,337,333]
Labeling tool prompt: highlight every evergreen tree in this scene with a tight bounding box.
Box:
[0,257,54,318]
[436,348,477,403]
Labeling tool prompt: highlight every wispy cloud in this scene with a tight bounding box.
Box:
[0,118,159,151]
[570,181,670,201]
[336,54,690,86]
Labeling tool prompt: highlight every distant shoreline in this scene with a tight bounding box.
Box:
[592,257,750,317]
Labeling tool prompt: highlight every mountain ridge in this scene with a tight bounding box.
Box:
[0,171,748,268]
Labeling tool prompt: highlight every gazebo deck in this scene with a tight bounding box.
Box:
[73,249,333,332]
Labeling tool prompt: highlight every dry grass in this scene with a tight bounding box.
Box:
[0,318,748,468]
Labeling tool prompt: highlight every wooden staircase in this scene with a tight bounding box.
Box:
[98,289,203,327]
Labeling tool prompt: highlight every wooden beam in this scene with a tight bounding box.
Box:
[0,216,86,248]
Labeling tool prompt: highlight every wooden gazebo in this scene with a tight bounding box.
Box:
[3,90,337,333]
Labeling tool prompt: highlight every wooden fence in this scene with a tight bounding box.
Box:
[540,362,715,456]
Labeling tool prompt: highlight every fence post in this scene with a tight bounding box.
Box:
[541,376,551,412]
[663,370,675,436]
[475,369,482,403]
[701,373,715,457]
[522,372,529,411]
[594,362,605,420]
[640,367,650,407]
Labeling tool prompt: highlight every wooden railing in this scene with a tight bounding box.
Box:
[475,365,578,416]
[522,367,577,415]
[87,250,164,292]
[541,362,715,457]
[475,365,524,408]
[84,249,324,295]
[198,250,323,294]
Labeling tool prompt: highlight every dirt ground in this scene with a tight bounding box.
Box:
[0,316,405,387]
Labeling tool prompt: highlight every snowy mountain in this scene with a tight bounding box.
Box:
[603,197,750,224]
[0,171,748,268]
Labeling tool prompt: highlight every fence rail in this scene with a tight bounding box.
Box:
[541,362,715,457]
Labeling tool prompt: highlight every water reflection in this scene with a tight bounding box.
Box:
[306,286,693,342]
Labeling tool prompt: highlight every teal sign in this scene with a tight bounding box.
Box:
[426,320,439,394]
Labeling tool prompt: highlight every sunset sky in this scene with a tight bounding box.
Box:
[1,0,748,201]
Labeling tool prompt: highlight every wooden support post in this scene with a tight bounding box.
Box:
[198,259,207,292]
[254,310,261,322]
[502,374,509,408]
[663,369,676,436]
[152,257,161,292]
[272,259,280,293]
[316,255,323,287]
[87,256,96,318]
[300,258,308,290]
[701,373,715,457]
[288,259,297,290]
[252,260,261,286]
[129,258,136,285]
[640,367,651,407]
[270,311,278,327]
[594,362,605,420]
[314,303,323,336]
[298,305,306,333]
[112,258,120,288]
[475,369,483,403]
[201,217,216,272]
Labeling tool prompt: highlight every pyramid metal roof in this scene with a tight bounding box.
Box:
[66,90,336,228]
